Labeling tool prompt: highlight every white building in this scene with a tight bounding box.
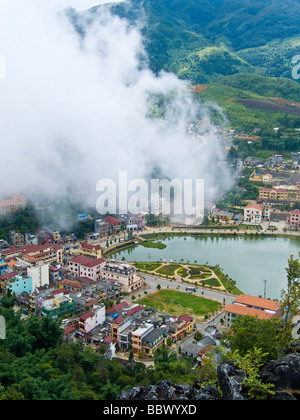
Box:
[27,264,49,290]
[78,304,105,333]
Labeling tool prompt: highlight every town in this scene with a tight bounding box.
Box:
[0,159,299,366]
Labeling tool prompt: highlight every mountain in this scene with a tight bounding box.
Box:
[107,0,300,84]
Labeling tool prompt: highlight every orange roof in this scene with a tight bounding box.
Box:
[244,204,263,211]
[225,304,274,320]
[234,294,281,312]
[80,241,102,251]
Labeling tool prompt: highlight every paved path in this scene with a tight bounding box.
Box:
[140,274,236,306]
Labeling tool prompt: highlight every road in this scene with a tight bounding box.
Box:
[142,274,236,306]
[125,273,237,335]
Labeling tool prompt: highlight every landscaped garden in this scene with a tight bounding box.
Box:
[132,260,242,295]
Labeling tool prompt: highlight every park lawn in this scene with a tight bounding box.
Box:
[138,289,221,317]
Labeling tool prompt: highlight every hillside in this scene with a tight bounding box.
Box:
[105,0,300,84]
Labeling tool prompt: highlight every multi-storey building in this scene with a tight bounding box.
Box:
[68,256,105,281]
[224,294,281,327]
[94,219,110,238]
[79,241,102,259]
[1,243,63,265]
[259,187,300,202]
[168,314,195,342]
[5,274,33,295]
[77,304,106,334]
[0,194,26,216]
[101,260,142,293]
[243,204,271,224]
[287,210,300,227]
[142,327,168,356]
[131,323,154,355]
[39,290,76,319]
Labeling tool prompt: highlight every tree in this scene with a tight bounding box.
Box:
[222,315,280,362]
[280,253,300,347]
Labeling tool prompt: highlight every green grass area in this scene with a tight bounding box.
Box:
[133,262,162,271]
[139,241,167,249]
[138,289,221,318]
[155,263,182,276]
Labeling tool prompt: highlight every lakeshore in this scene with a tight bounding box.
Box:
[111,228,300,300]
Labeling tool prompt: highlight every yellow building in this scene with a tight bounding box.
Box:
[142,327,168,356]
[79,241,102,259]
[168,314,195,342]
[259,188,289,201]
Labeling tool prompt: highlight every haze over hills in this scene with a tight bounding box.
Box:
[1,0,300,216]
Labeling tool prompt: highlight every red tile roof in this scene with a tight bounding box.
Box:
[79,311,94,321]
[51,288,69,295]
[63,326,75,335]
[234,294,281,312]
[106,301,129,315]
[58,279,85,289]
[225,304,275,320]
[104,216,122,225]
[80,241,102,251]
[69,256,105,267]
[103,336,116,344]
[0,271,17,281]
[111,316,124,324]
[126,305,143,316]
[178,314,194,324]
[244,204,263,211]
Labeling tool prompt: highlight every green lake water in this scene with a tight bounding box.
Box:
[116,236,300,300]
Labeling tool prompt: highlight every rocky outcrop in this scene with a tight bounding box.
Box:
[217,360,247,400]
[117,352,300,401]
[117,380,222,400]
[260,353,300,400]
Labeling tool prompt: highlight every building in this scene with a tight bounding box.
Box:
[0,271,17,294]
[27,264,49,290]
[77,304,106,334]
[101,260,142,293]
[131,323,154,355]
[5,274,33,295]
[142,327,168,356]
[262,174,273,183]
[0,194,26,216]
[40,290,76,319]
[0,258,8,276]
[168,314,195,342]
[9,231,25,247]
[103,216,122,233]
[243,204,271,224]
[210,210,234,222]
[259,187,300,202]
[2,243,63,265]
[79,241,102,259]
[94,219,110,238]
[224,294,281,327]
[58,278,90,293]
[287,210,300,227]
[68,256,105,281]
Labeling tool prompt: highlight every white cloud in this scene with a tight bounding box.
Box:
[0,0,232,211]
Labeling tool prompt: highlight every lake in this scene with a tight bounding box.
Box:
[116,236,300,300]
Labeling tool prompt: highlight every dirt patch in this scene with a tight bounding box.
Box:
[235,98,300,117]
[191,84,209,93]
